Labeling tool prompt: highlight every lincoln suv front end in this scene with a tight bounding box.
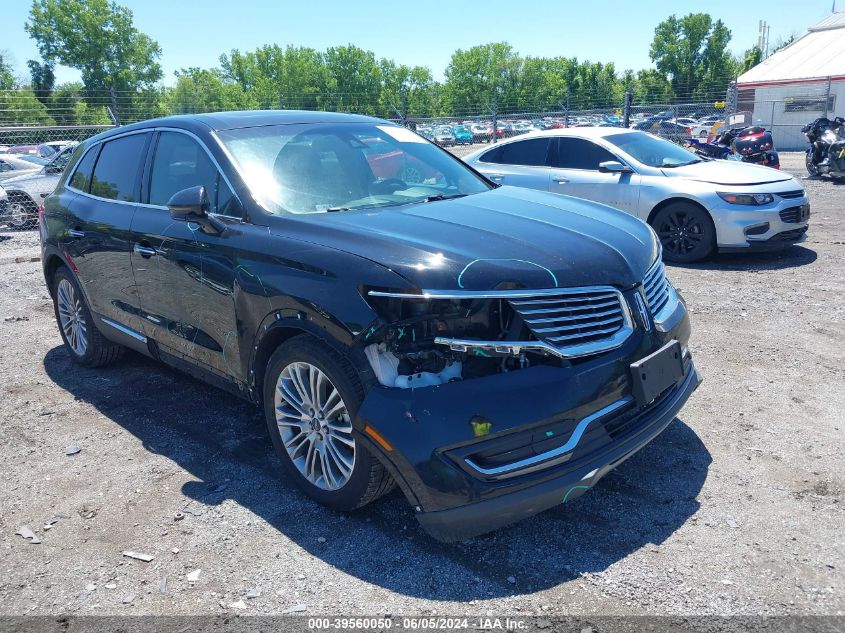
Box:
[40,111,700,541]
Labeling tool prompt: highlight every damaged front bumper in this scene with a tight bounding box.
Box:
[354,309,700,542]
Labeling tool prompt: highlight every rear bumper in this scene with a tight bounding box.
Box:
[415,359,701,542]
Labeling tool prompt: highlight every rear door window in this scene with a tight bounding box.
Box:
[552,138,617,170]
[480,138,551,166]
[90,134,149,201]
[68,146,100,192]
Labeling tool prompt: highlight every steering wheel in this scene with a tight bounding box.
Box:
[370,178,407,195]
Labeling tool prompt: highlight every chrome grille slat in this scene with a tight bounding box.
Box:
[523,306,623,324]
[509,296,618,308]
[532,315,623,334]
[548,324,624,343]
[508,286,629,352]
[643,260,672,319]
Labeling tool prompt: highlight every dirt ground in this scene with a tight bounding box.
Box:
[0,152,842,618]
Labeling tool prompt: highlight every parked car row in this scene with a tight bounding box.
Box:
[0,140,77,158]
[0,143,76,229]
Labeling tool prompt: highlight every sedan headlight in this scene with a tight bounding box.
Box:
[717,192,774,206]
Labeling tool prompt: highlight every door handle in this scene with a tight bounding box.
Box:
[488,174,505,181]
[67,229,85,238]
[553,178,570,184]
[133,244,157,258]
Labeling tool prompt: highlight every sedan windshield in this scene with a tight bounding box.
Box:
[217,122,491,215]
[605,131,701,168]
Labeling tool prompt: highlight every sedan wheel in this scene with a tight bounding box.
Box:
[652,202,715,263]
[274,361,356,491]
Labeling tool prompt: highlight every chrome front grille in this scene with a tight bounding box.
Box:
[643,260,671,317]
[509,288,629,352]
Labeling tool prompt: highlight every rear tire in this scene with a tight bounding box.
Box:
[263,336,394,511]
[51,267,125,367]
[651,202,716,263]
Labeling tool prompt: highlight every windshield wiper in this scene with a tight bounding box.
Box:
[325,206,350,212]
[662,159,701,168]
[420,193,469,203]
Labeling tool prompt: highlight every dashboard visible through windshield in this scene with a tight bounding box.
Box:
[217,122,492,215]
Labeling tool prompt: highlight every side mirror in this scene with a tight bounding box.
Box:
[598,160,632,174]
[167,186,224,234]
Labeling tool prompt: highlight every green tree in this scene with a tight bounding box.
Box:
[443,43,521,116]
[27,59,55,105]
[0,51,15,90]
[738,47,762,75]
[48,82,111,124]
[649,13,736,100]
[322,45,382,114]
[25,0,163,97]
[167,68,256,114]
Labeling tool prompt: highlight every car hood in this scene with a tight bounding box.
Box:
[269,186,658,291]
[660,160,791,184]
[0,170,52,188]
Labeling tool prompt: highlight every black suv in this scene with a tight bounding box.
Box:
[40,111,700,541]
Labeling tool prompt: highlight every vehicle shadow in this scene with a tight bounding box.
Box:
[43,345,711,600]
[669,244,817,272]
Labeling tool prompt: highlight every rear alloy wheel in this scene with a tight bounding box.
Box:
[263,337,394,511]
[52,267,124,367]
[652,202,715,263]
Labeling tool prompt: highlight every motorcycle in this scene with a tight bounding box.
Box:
[685,126,780,168]
[802,116,845,179]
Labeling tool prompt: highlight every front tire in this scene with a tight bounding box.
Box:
[806,151,820,177]
[52,267,124,367]
[263,336,394,511]
[651,202,716,263]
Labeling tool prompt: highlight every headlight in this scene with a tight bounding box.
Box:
[717,192,774,206]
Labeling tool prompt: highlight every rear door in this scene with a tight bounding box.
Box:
[130,130,245,381]
[63,132,150,332]
[472,137,553,190]
[548,137,641,215]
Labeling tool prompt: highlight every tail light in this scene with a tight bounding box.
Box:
[38,202,46,225]
[685,127,693,135]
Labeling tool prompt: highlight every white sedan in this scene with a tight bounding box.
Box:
[462,128,809,263]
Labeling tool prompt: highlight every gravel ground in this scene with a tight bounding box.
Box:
[0,152,842,617]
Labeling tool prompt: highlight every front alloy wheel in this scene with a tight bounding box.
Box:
[274,361,356,491]
[262,337,394,511]
[652,202,715,263]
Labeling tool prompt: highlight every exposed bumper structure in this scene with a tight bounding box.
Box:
[355,301,698,541]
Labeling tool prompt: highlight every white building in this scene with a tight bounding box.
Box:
[737,11,845,149]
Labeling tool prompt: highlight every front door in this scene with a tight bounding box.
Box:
[548,137,641,216]
[63,132,150,331]
[130,130,245,382]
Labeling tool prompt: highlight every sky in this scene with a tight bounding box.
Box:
[0,0,838,85]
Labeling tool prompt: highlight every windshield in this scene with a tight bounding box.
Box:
[606,131,701,167]
[217,122,491,215]
[20,155,48,166]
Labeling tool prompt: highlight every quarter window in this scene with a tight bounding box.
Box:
[68,146,99,192]
[552,138,617,170]
[480,138,551,166]
[149,132,240,216]
[90,134,148,201]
